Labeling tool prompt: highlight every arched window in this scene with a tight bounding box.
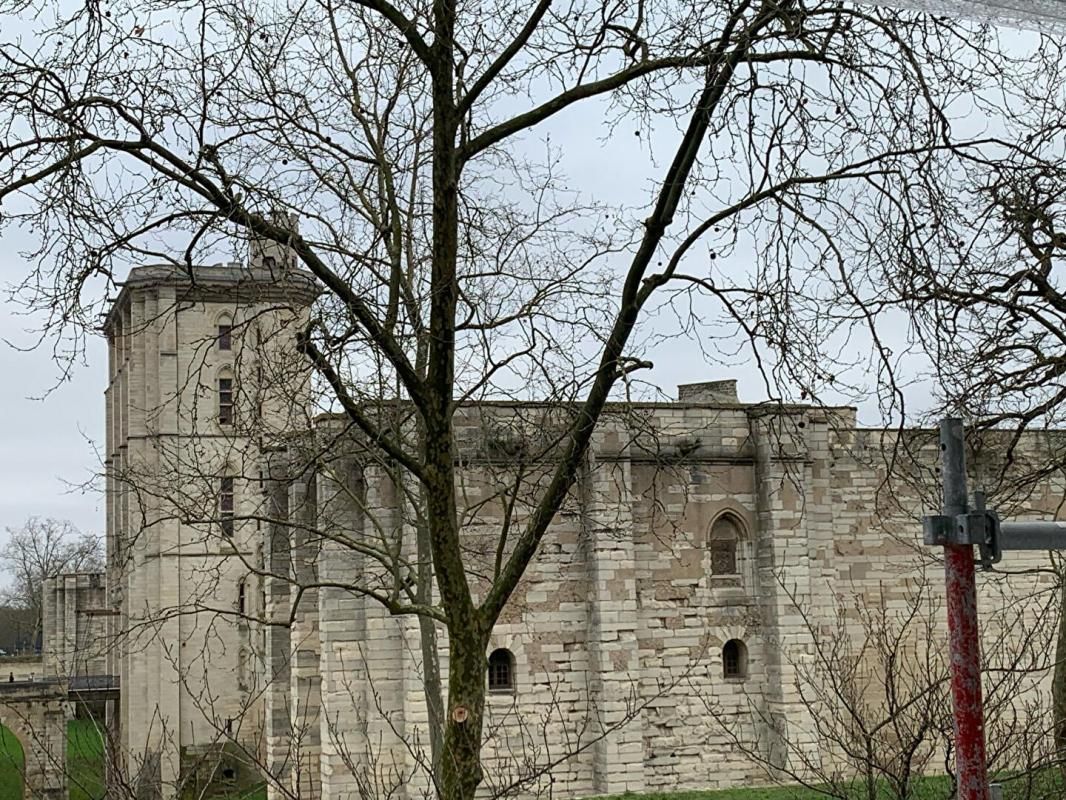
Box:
[723,639,748,679]
[710,514,742,576]
[219,476,235,537]
[217,315,233,351]
[487,648,515,693]
[218,376,234,425]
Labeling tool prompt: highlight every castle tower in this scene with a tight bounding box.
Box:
[103,230,316,798]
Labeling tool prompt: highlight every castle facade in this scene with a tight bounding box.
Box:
[98,255,1062,799]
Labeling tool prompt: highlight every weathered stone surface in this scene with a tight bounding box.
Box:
[90,255,1065,800]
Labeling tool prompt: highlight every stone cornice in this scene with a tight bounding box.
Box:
[104,263,319,334]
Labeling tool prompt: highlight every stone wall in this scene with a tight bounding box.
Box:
[260,399,1066,800]
[98,252,1065,800]
[0,679,69,799]
[103,259,316,798]
[42,572,113,681]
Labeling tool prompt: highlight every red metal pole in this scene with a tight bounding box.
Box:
[945,544,989,800]
[940,419,990,800]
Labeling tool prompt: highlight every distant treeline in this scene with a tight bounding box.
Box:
[0,605,39,655]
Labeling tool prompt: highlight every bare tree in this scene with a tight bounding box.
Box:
[5,1,1066,798]
[705,574,953,800]
[0,517,102,647]
[850,87,1066,788]
[703,563,1063,800]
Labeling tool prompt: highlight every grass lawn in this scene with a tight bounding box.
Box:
[225,787,267,799]
[67,718,105,800]
[0,724,23,799]
[0,723,1061,800]
[600,783,951,800]
[0,717,106,800]
[218,772,1062,800]
[596,771,1064,800]
[199,782,267,800]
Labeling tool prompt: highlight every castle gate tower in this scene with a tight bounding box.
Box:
[103,232,316,798]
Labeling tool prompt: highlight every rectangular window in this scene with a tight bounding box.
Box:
[724,648,739,677]
[218,378,233,425]
[710,540,738,576]
[217,325,232,351]
[220,476,234,537]
[488,649,515,693]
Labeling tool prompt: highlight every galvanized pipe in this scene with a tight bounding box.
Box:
[999,521,1066,550]
[940,418,990,800]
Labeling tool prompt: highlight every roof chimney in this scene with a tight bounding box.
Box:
[677,379,739,404]
[250,210,300,271]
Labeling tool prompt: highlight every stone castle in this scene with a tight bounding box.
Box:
[35,237,1064,799]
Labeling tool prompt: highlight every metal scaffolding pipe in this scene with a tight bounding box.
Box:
[939,418,991,800]
[999,521,1066,550]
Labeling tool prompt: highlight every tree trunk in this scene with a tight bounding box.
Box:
[440,626,488,800]
[417,514,445,784]
[1054,564,1066,777]
[425,1,476,795]
[865,738,877,800]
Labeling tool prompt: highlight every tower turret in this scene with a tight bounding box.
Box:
[103,255,316,797]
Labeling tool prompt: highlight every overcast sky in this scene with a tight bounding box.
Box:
[0,1,1051,550]
[0,158,775,550]
[0,153,738,544]
[0,47,757,547]
[0,255,107,539]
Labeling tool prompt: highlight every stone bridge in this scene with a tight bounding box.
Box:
[0,673,119,799]
[0,678,68,799]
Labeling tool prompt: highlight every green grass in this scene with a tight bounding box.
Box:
[0,724,24,799]
[199,783,266,800]
[187,776,1034,800]
[0,723,1060,800]
[224,786,267,800]
[0,717,107,800]
[67,718,105,800]
[595,772,1065,800]
[592,781,950,800]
